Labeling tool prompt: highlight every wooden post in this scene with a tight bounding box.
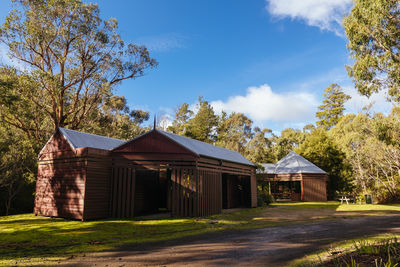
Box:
[268,180,270,194]
[131,168,135,217]
[300,173,304,201]
[194,162,199,217]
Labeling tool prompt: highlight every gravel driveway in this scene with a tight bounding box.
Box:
[64,215,400,267]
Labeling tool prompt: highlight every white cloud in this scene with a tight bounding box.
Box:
[211,84,318,123]
[135,33,187,52]
[343,86,393,114]
[266,0,353,35]
[157,113,173,131]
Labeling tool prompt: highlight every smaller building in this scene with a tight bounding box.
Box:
[258,152,328,201]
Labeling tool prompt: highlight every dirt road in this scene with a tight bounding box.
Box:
[64,215,400,266]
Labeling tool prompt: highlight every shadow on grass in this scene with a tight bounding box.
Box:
[64,215,400,267]
[0,215,227,262]
[2,203,400,264]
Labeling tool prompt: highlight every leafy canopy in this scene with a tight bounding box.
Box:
[344,0,400,101]
[296,128,353,198]
[0,0,157,136]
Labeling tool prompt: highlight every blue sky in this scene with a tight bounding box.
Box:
[0,0,392,133]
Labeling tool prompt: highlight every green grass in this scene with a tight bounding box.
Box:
[2,202,400,266]
[290,235,400,267]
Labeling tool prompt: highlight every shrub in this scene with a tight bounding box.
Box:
[257,186,274,206]
[375,190,400,204]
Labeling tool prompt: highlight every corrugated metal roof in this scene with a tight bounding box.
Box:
[260,151,327,174]
[158,130,255,166]
[259,163,276,174]
[59,128,126,150]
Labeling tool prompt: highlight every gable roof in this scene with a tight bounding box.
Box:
[158,130,255,166]
[259,163,276,174]
[113,129,255,167]
[59,127,126,151]
[56,127,254,166]
[260,151,326,174]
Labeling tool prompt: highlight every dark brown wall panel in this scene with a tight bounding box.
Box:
[83,156,112,220]
[38,132,75,160]
[171,168,196,217]
[110,167,136,218]
[196,170,222,216]
[34,158,86,220]
[250,172,257,207]
[302,175,327,201]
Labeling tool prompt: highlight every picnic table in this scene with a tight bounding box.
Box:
[339,195,352,204]
[339,195,364,204]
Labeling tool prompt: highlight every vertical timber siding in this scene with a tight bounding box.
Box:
[83,149,112,220]
[35,158,86,220]
[110,166,135,218]
[197,169,222,216]
[35,129,257,220]
[35,133,86,220]
[302,174,327,201]
[250,172,257,207]
[171,168,196,217]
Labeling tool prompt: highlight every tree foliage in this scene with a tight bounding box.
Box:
[168,103,193,136]
[186,97,219,143]
[0,0,157,136]
[316,83,350,130]
[0,125,37,215]
[82,95,149,140]
[0,0,154,215]
[296,128,353,199]
[344,0,400,101]
[329,110,400,202]
[168,97,218,143]
[245,127,274,164]
[271,128,307,161]
[216,112,253,153]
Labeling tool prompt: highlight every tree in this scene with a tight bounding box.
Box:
[0,0,157,137]
[0,125,37,215]
[0,67,51,142]
[83,95,149,140]
[329,113,373,194]
[271,128,306,161]
[216,112,253,153]
[303,123,316,133]
[296,128,353,199]
[316,83,350,130]
[186,97,218,143]
[167,103,193,135]
[329,110,400,201]
[245,127,274,164]
[344,0,400,101]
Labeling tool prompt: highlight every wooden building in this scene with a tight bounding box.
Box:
[34,128,257,220]
[258,152,327,202]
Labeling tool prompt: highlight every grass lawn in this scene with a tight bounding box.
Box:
[2,202,400,266]
[290,234,400,266]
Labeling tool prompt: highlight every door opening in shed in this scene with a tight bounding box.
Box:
[222,174,251,209]
[110,168,173,217]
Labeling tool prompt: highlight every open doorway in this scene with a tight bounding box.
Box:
[222,173,251,209]
[133,169,172,216]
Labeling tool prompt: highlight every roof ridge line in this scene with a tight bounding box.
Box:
[294,152,303,173]
[60,127,125,142]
